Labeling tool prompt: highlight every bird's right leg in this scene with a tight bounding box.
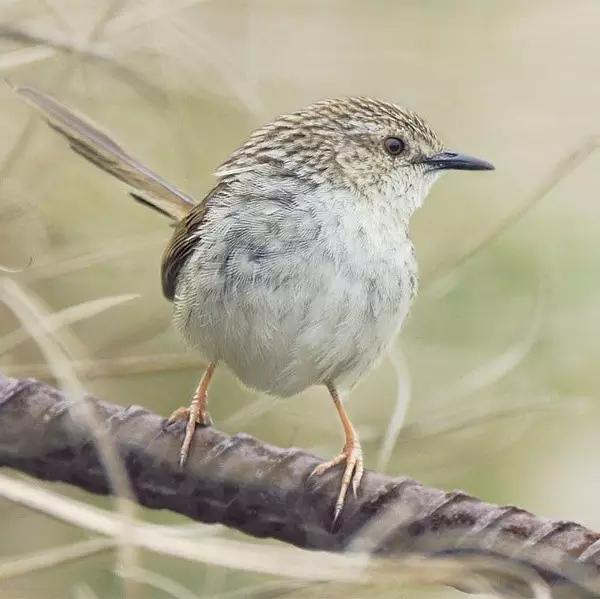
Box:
[309,384,364,524]
[168,361,217,467]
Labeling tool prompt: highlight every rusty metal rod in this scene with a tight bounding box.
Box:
[0,374,599,596]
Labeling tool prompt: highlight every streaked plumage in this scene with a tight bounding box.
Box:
[14,84,493,523]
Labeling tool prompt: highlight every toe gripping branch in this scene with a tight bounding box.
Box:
[1,374,600,597]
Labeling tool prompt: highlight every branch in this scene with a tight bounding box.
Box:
[0,374,599,597]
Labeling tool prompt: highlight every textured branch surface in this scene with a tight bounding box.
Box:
[1,374,599,597]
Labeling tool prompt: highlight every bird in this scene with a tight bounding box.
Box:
[13,85,494,524]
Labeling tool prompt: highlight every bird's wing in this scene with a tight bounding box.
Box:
[160,182,226,300]
[12,84,196,220]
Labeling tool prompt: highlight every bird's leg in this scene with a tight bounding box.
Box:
[310,384,364,524]
[168,361,217,467]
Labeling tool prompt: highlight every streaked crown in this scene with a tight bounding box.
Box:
[215,96,444,194]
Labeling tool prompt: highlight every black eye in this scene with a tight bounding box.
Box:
[383,136,405,156]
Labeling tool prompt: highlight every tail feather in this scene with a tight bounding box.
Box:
[129,191,176,219]
[12,83,195,221]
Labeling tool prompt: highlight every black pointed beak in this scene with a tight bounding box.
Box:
[423,150,495,172]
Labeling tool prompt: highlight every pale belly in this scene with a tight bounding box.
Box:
[173,195,417,397]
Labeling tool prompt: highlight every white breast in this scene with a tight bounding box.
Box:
[173,185,418,397]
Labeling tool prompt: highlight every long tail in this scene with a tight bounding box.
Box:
[10,83,195,221]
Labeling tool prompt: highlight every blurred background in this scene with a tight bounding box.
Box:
[1,0,599,597]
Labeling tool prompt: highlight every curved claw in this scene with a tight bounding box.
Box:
[167,406,190,424]
[310,442,364,525]
[168,362,217,469]
[168,405,213,468]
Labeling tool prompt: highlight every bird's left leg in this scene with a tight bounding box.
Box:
[168,361,217,467]
[310,384,364,524]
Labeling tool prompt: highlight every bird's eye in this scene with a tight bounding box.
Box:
[383,136,406,156]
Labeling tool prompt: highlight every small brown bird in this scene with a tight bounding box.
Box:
[14,85,493,523]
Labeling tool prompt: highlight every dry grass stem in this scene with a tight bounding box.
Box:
[0,538,115,581]
[115,565,201,599]
[428,137,600,286]
[0,293,138,355]
[376,347,412,472]
[0,278,140,597]
[0,46,56,71]
[18,231,166,283]
[0,473,366,582]
[2,352,200,380]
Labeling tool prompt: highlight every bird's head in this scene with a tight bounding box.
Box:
[216,96,493,220]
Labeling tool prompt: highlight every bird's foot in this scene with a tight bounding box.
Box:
[165,363,217,469]
[310,438,364,525]
[167,405,213,427]
[167,404,212,468]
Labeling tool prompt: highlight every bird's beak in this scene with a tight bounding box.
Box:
[423,150,495,172]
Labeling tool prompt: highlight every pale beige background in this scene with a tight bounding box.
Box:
[1,1,599,597]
